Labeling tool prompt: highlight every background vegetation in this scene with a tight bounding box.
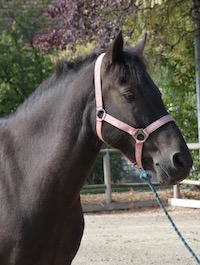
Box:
[0,0,53,116]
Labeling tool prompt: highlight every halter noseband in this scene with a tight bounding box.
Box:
[94,53,174,169]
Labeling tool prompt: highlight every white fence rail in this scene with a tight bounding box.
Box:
[83,143,200,207]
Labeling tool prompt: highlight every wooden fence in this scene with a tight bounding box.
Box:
[82,143,200,208]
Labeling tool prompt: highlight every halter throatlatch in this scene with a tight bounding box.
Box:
[94,53,174,169]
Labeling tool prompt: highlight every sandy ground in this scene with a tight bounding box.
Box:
[73,191,200,265]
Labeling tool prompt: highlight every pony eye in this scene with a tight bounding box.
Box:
[122,91,135,102]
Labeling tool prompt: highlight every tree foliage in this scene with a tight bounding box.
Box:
[140,0,196,142]
[34,0,136,53]
[0,0,53,116]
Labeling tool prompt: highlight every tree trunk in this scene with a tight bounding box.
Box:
[192,0,200,143]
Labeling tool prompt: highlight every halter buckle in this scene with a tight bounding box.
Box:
[132,128,149,143]
[96,108,106,121]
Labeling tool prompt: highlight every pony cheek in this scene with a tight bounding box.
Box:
[101,125,136,160]
[122,147,136,164]
[115,141,136,165]
[98,127,135,166]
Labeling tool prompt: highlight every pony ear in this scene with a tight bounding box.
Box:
[133,33,147,55]
[103,31,124,68]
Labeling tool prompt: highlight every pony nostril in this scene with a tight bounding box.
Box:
[172,152,187,169]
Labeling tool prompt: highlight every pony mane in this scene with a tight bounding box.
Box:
[11,50,103,117]
[55,50,103,77]
[55,45,146,78]
[12,45,146,118]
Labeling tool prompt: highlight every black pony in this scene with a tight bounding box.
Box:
[0,32,192,264]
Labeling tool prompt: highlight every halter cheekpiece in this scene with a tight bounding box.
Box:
[94,53,174,169]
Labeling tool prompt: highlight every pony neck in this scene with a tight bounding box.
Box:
[6,62,102,206]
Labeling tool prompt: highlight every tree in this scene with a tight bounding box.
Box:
[0,0,53,116]
[192,0,200,143]
[33,0,136,53]
[34,1,194,55]
[141,0,196,142]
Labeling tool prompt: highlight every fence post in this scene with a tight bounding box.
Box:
[173,184,180,198]
[103,149,112,204]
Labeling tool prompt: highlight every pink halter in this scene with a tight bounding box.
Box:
[94,53,174,169]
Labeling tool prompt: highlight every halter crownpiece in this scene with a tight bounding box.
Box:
[94,53,174,169]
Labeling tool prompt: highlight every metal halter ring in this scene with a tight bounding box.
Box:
[96,108,106,121]
[132,128,149,143]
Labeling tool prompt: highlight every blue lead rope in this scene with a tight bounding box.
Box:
[140,171,200,265]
